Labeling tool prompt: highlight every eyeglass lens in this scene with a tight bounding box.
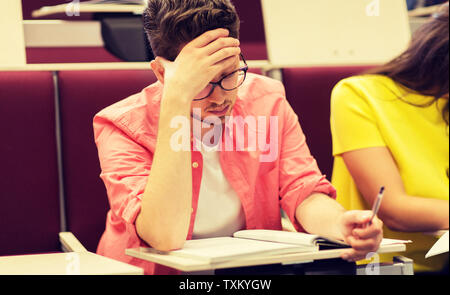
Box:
[194,68,247,100]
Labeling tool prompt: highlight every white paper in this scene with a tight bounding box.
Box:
[380,238,412,246]
[169,237,314,263]
[425,231,449,258]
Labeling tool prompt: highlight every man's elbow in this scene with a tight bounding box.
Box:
[147,236,185,252]
[136,214,186,252]
[137,227,186,252]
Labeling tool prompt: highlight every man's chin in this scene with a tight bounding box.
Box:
[191,105,233,124]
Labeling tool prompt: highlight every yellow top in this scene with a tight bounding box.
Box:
[330,74,449,273]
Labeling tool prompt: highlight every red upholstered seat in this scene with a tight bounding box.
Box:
[240,42,268,60]
[57,70,157,252]
[233,0,266,43]
[26,47,124,64]
[282,66,375,180]
[233,0,267,60]
[0,71,61,255]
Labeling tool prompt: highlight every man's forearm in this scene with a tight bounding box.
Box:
[136,95,193,251]
[296,193,384,262]
[295,193,346,240]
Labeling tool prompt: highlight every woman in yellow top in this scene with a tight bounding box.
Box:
[330,4,449,274]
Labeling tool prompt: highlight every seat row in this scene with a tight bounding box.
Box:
[0,65,370,256]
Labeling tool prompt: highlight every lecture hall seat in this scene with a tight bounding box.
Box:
[0,71,61,255]
[282,66,374,180]
[233,0,268,60]
[57,69,158,252]
[26,47,124,64]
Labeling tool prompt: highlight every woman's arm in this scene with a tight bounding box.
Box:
[342,146,449,232]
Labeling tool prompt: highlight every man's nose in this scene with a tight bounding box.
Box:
[207,86,226,105]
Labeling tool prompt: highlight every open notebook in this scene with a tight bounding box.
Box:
[145,230,411,264]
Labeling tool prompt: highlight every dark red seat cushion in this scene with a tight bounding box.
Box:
[26,47,123,64]
[233,0,267,60]
[282,66,375,180]
[0,71,61,255]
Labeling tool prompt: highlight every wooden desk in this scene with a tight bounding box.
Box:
[126,243,406,273]
[0,252,143,275]
[424,230,448,237]
[32,3,145,18]
[408,4,443,17]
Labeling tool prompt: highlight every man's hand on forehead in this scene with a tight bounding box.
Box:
[191,28,236,47]
[157,28,241,103]
[193,28,240,62]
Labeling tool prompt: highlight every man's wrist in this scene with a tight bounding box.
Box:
[333,210,347,241]
[162,89,192,106]
[163,79,198,104]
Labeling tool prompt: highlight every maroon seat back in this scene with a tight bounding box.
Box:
[26,48,123,64]
[57,70,157,252]
[233,0,267,60]
[0,71,61,255]
[233,0,266,43]
[282,66,374,180]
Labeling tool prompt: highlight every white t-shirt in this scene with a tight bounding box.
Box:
[192,139,246,239]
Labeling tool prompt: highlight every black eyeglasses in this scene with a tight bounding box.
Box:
[193,54,248,101]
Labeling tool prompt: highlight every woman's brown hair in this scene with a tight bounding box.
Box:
[367,3,449,124]
[143,0,240,62]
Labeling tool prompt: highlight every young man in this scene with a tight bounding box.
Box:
[93,0,383,275]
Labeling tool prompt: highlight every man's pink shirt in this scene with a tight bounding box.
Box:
[93,73,336,275]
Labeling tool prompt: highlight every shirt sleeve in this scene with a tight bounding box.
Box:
[278,98,337,232]
[93,115,152,228]
[330,78,386,156]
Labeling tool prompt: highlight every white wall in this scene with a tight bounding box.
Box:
[0,0,26,66]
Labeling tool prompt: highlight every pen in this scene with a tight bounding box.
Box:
[369,186,385,225]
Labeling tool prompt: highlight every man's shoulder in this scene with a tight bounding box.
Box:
[241,72,285,97]
[96,93,143,120]
[238,73,286,112]
[93,82,162,139]
[95,82,160,121]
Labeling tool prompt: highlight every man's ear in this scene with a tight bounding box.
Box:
[150,57,166,84]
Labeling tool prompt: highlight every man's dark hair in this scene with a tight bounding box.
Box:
[143,0,240,61]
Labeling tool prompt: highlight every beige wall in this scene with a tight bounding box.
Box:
[0,0,26,66]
